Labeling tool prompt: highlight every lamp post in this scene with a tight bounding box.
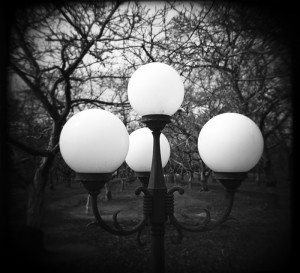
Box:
[59,62,264,273]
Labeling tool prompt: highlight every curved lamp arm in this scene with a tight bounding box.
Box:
[169,190,234,230]
[112,186,151,234]
[88,190,149,236]
[166,186,236,244]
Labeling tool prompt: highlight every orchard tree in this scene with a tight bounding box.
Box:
[7,1,141,233]
[162,2,292,185]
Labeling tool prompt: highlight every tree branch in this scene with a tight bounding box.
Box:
[63,1,122,76]
[141,44,156,62]
[7,137,53,157]
[11,63,60,121]
[71,98,130,107]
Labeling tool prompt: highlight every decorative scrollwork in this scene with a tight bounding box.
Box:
[135,186,151,196]
[88,187,151,236]
[88,192,148,236]
[89,192,124,235]
[88,183,237,244]
[112,210,149,235]
[112,185,151,234]
[86,220,98,228]
[202,190,236,230]
[167,190,236,236]
[168,211,210,234]
[167,186,185,196]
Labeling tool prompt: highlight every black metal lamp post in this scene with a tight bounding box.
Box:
[59,62,264,273]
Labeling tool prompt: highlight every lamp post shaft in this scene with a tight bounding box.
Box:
[148,130,166,190]
[150,224,165,273]
[146,120,170,273]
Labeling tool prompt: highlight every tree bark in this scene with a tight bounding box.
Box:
[169,172,175,184]
[188,171,193,189]
[26,156,53,228]
[199,160,209,191]
[105,183,112,200]
[200,171,209,191]
[264,154,278,209]
[120,178,125,191]
[17,155,54,257]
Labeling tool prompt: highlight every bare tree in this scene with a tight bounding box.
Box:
[7,2,138,236]
[163,3,292,185]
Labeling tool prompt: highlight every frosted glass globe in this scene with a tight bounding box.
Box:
[59,109,129,173]
[198,113,264,172]
[127,62,185,116]
[125,128,170,172]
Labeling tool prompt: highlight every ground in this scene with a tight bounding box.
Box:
[7,178,292,273]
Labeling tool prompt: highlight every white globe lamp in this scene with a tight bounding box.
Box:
[127,62,185,116]
[59,109,129,184]
[198,113,264,174]
[126,128,170,173]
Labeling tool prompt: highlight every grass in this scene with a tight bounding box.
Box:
[8,178,292,273]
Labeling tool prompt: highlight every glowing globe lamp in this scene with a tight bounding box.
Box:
[59,109,129,174]
[126,128,170,172]
[198,113,264,173]
[127,62,185,116]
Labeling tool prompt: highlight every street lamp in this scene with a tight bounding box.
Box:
[59,62,264,273]
[125,127,170,187]
[198,112,264,189]
[59,109,132,232]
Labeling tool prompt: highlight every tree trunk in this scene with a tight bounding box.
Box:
[180,169,185,182]
[199,160,209,191]
[85,194,91,214]
[263,150,278,209]
[105,183,112,200]
[65,176,71,188]
[27,123,60,228]
[255,172,261,186]
[27,157,53,227]
[21,156,53,256]
[26,182,45,229]
[188,171,193,189]
[169,172,175,184]
[200,171,209,191]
